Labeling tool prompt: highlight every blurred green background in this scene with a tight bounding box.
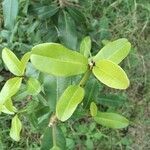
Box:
[0,0,149,149]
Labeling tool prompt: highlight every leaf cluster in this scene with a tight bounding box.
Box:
[0,37,131,149]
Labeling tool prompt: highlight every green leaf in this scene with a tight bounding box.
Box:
[50,146,61,150]
[83,77,103,108]
[99,16,110,40]
[98,94,126,107]
[27,77,41,95]
[41,126,66,150]
[90,102,98,117]
[58,10,77,50]
[30,43,88,76]
[94,38,131,64]
[25,99,39,114]
[0,77,22,105]
[92,60,129,89]
[34,4,59,19]
[93,111,129,129]
[80,36,91,58]
[40,128,52,150]
[0,76,4,82]
[56,85,84,121]
[2,0,19,30]
[1,98,17,114]
[21,52,31,73]
[25,62,40,78]
[41,74,57,111]
[67,7,85,23]
[2,48,24,76]
[10,115,22,141]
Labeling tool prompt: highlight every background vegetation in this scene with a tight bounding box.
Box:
[0,0,149,149]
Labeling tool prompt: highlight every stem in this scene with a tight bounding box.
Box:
[48,68,92,126]
[58,0,67,8]
[47,64,93,147]
[79,69,92,87]
[49,114,57,127]
[52,124,57,146]
[48,114,58,147]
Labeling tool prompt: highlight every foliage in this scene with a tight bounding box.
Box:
[0,37,131,149]
[0,0,149,149]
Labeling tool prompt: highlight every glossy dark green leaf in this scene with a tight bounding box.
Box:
[38,73,70,112]
[67,7,85,23]
[30,43,88,76]
[26,105,50,131]
[56,85,85,121]
[0,77,22,105]
[99,16,110,40]
[41,126,66,150]
[98,94,126,107]
[25,99,39,114]
[25,62,40,78]
[40,74,57,111]
[2,0,19,30]
[92,60,129,89]
[2,48,24,76]
[10,115,22,141]
[94,38,131,64]
[80,36,91,57]
[83,77,103,108]
[93,111,129,129]
[41,127,53,150]
[34,4,59,19]
[58,11,77,50]
[56,77,72,99]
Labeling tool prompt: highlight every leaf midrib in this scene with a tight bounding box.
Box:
[107,42,129,61]
[32,54,87,66]
[94,65,123,85]
[60,87,80,120]
[95,116,128,124]
[7,52,23,75]
[95,40,129,62]
[0,78,22,104]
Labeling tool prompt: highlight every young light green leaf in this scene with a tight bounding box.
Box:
[102,40,111,46]
[1,98,17,114]
[56,85,85,121]
[27,77,41,95]
[93,111,129,129]
[92,60,129,89]
[1,105,14,114]
[2,48,24,76]
[2,0,19,30]
[30,43,88,76]
[10,115,22,141]
[0,77,22,105]
[94,38,131,64]
[80,36,91,58]
[21,52,31,72]
[90,102,98,117]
